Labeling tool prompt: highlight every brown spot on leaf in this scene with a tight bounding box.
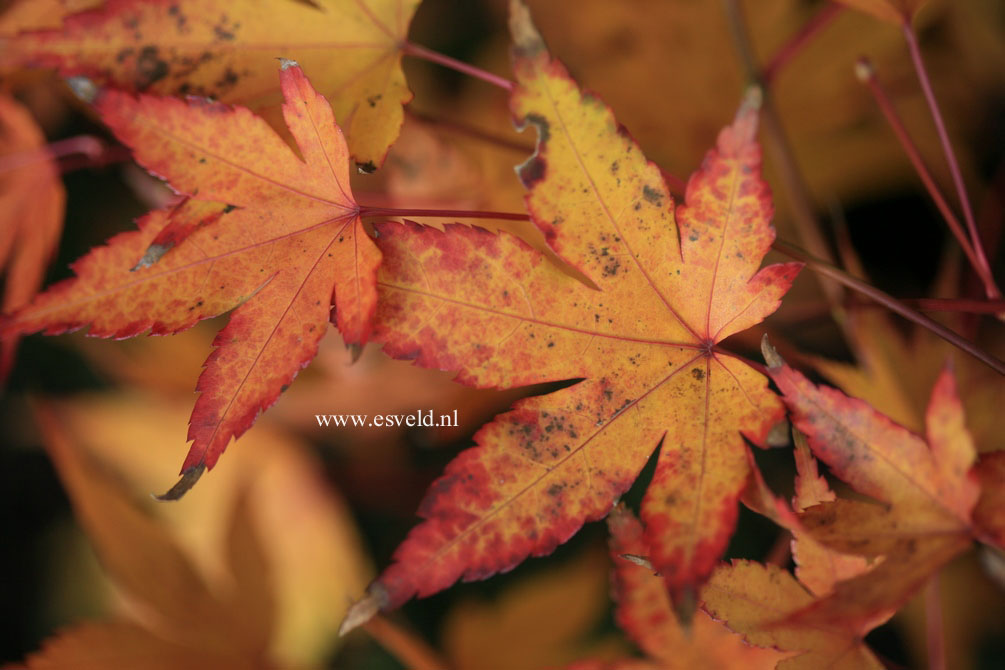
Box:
[518,155,546,188]
[642,184,663,206]
[136,46,169,89]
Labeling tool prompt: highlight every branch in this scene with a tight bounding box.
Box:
[854,57,993,293]
[358,206,531,222]
[403,41,514,92]
[902,24,998,299]
[762,3,844,85]
[772,239,1005,375]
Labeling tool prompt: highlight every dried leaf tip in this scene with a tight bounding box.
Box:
[761,334,785,369]
[152,464,206,501]
[620,553,656,571]
[854,57,875,83]
[339,583,389,636]
[278,57,299,71]
[131,243,172,271]
[508,0,545,57]
[66,76,98,104]
[739,85,763,114]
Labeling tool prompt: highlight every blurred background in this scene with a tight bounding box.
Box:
[1,0,1004,667]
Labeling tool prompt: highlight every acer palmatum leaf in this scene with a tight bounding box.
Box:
[339,0,801,631]
[3,0,419,167]
[2,63,377,497]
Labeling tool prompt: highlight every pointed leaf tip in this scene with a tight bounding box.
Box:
[761,334,785,369]
[153,464,206,502]
[339,583,389,636]
[131,243,172,271]
[508,0,545,57]
[740,85,763,113]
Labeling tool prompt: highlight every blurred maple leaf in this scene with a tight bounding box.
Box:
[25,393,372,667]
[441,543,623,670]
[341,0,800,625]
[702,559,886,670]
[0,0,102,35]
[26,402,275,668]
[767,357,992,629]
[0,95,64,379]
[573,505,787,670]
[2,63,377,497]
[2,0,419,167]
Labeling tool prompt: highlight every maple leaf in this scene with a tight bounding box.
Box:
[0,0,102,35]
[441,545,622,670]
[1,62,374,497]
[581,504,787,670]
[340,0,800,628]
[46,391,374,665]
[0,94,65,379]
[766,353,982,629]
[3,0,419,167]
[26,402,274,668]
[974,451,1005,550]
[701,560,886,670]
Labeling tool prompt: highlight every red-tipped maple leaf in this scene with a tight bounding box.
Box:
[767,358,982,629]
[339,0,801,629]
[0,94,65,380]
[1,62,374,497]
[580,505,786,670]
[2,0,420,167]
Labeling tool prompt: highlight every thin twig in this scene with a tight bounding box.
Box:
[902,24,997,298]
[854,57,993,293]
[0,135,104,175]
[358,205,531,221]
[902,297,1005,313]
[772,238,1005,375]
[762,3,844,85]
[403,41,514,92]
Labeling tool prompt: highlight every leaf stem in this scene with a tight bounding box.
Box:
[402,41,514,92]
[0,134,105,175]
[901,297,1005,314]
[854,57,990,288]
[762,3,844,85]
[772,238,1005,375]
[924,574,946,670]
[358,205,531,221]
[902,23,998,298]
[362,615,449,670]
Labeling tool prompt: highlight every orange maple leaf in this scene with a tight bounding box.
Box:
[340,1,800,628]
[3,0,419,167]
[0,95,65,379]
[1,63,374,496]
[25,402,274,669]
[702,559,886,670]
[577,504,787,670]
[767,357,983,629]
